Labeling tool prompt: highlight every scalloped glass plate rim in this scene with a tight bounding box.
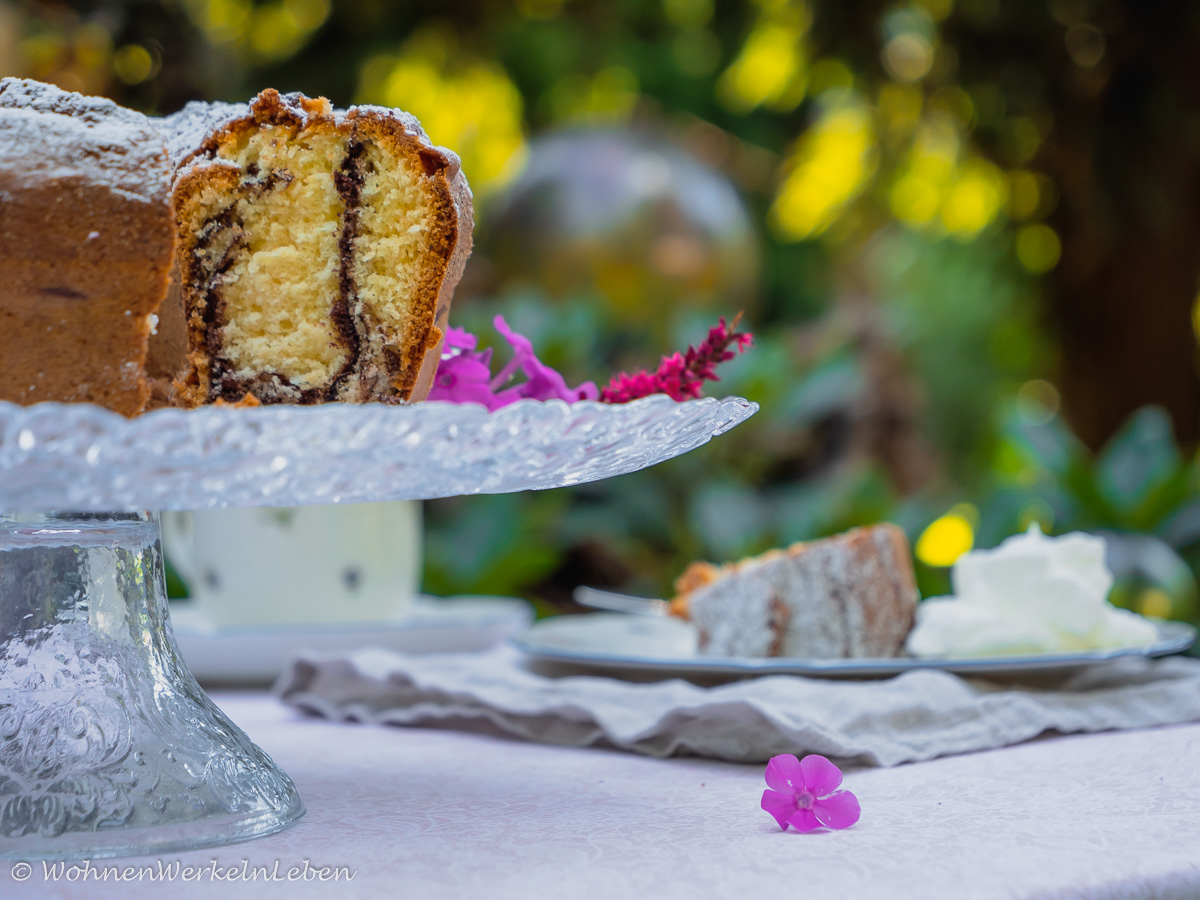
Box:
[0,394,758,509]
[511,615,1197,678]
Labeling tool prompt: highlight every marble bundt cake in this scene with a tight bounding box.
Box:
[0,78,174,416]
[670,524,919,658]
[169,89,473,406]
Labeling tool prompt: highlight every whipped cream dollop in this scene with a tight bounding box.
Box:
[907,525,1159,658]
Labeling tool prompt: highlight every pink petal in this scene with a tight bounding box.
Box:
[785,808,821,833]
[799,754,843,797]
[760,789,797,831]
[427,356,498,407]
[491,315,594,404]
[812,790,861,830]
[443,326,479,351]
[764,754,805,794]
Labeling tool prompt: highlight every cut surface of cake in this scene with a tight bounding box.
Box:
[0,78,174,416]
[169,89,473,406]
[671,524,919,658]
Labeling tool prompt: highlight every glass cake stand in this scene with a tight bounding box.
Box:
[0,395,757,860]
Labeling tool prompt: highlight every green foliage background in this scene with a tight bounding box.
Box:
[6,0,1199,628]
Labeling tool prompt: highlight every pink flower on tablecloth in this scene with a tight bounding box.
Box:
[761,754,860,833]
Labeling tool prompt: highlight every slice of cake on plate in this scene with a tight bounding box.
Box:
[0,78,174,416]
[670,523,919,658]
[168,89,473,406]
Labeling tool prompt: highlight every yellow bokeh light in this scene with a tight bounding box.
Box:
[286,0,331,31]
[888,118,956,228]
[360,38,527,196]
[184,0,252,46]
[1015,223,1062,273]
[1136,588,1173,619]
[250,6,302,59]
[889,117,1007,237]
[717,17,808,113]
[113,45,154,85]
[769,103,876,241]
[890,175,941,226]
[182,0,327,61]
[940,159,1007,238]
[915,510,975,567]
[544,65,640,124]
[73,23,113,69]
[20,33,66,72]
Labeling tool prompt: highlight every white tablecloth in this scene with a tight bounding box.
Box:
[6,692,1200,900]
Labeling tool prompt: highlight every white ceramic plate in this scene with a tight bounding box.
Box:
[173,594,533,685]
[511,612,1198,678]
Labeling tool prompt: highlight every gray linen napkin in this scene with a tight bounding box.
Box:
[274,646,1200,766]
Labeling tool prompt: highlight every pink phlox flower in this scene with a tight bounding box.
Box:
[428,320,597,409]
[600,313,754,404]
[442,325,481,352]
[491,315,599,404]
[428,327,498,407]
[761,754,860,833]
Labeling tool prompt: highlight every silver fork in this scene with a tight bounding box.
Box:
[573,585,670,617]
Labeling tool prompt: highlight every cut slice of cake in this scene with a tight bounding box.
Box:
[670,524,919,658]
[0,78,174,416]
[169,90,473,406]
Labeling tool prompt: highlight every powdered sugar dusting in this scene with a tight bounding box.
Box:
[0,77,169,201]
[160,99,248,171]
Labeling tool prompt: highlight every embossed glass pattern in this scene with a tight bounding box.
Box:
[0,512,303,860]
[0,396,759,511]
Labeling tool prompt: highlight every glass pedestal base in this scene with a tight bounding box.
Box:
[0,512,304,860]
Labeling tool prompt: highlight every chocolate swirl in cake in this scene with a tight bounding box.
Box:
[169,90,473,407]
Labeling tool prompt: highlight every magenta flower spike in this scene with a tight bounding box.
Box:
[761,754,860,833]
[600,313,753,404]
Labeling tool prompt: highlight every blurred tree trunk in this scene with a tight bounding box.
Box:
[1046,5,1200,449]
